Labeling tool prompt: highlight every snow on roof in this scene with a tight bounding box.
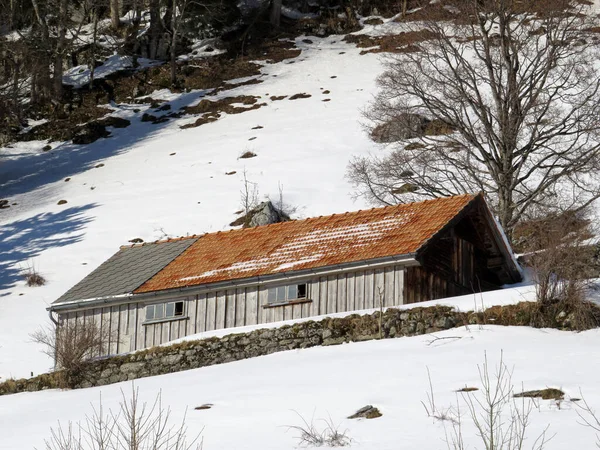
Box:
[134,194,479,293]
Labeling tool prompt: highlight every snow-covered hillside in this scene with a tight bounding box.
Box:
[2,325,600,449]
[0,31,396,379]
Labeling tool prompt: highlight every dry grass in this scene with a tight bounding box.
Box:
[288,412,351,447]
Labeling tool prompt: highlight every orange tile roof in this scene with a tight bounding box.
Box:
[135,194,478,293]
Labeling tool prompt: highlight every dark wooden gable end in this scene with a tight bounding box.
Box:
[405,195,521,304]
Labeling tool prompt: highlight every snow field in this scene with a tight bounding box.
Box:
[1,325,599,449]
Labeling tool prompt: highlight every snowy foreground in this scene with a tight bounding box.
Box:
[1,325,600,449]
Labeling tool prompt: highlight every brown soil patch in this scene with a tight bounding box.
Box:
[270,95,287,101]
[245,39,301,64]
[456,386,479,392]
[240,151,257,159]
[514,388,564,400]
[343,30,435,55]
[19,104,112,143]
[289,93,311,100]
[180,95,266,129]
[364,17,384,25]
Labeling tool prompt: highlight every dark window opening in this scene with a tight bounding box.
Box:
[174,301,184,316]
[297,284,307,298]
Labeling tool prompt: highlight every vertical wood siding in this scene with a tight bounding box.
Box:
[59,263,411,356]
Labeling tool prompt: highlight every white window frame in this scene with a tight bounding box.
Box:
[267,283,308,305]
[144,300,186,323]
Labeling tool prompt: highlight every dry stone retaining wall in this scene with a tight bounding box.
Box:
[1,301,582,395]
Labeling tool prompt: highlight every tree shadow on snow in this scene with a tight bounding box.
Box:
[0,204,97,293]
[0,89,212,202]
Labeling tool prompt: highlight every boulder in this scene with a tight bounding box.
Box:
[230,201,291,227]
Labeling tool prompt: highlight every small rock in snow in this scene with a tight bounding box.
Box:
[348,405,382,419]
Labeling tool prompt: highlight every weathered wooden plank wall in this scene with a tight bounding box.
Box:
[60,263,410,356]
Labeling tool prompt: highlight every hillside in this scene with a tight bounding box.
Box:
[3,2,600,449]
[2,325,600,449]
[0,27,393,379]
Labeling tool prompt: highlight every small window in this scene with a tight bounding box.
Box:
[154,303,165,320]
[146,306,155,321]
[276,286,286,302]
[145,300,185,322]
[166,302,175,317]
[287,284,297,300]
[267,283,308,304]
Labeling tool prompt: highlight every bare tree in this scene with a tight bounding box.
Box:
[240,169,259,228]
[424,352,551,450]
[31,320,113,387]
[349,0,600,240]
[42,386,203,450]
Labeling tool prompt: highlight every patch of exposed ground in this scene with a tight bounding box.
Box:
[20,111,130,145]
[180,96,266,129]
[343,30,436,55]
[514,388,565,400]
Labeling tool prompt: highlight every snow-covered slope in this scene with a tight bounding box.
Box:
[1,325,600,449]
[0,34,392,380]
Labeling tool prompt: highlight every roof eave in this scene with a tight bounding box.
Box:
[52,253,419,310]
[48,293,133,312]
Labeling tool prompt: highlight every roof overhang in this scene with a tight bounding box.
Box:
[48,253,419,312]
[414,193,522,284]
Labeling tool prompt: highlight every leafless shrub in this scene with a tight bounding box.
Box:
[574,390,600,447]
[287,412,351,447]
[273,181,297,219]
[23,262,46,286]
[30,320,113,387]
[521,208,600,330]
[422,367,458,424]
[41,385,203,450]
[240,168,260,228]
[424,353,552,450]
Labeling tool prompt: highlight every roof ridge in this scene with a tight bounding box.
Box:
[220,193,477,234]
[119,195,477,250]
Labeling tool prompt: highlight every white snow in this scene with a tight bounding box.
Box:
[0,34,390,379]
[1,325,600,449]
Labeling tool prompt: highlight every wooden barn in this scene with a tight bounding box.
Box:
[49,193,521,355]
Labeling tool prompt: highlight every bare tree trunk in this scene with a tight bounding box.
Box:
[53,0,69,103]
[30,0,52,104]
[12,58,20,122]
[110,0,120,29]
[90,7,98,90]
[148,0,161,59]
[270,0,282,27]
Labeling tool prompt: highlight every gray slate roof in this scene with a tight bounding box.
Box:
[53,238,198,305]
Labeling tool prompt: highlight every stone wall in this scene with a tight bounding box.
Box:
[0,301,586,395]
[80,305,466,388]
